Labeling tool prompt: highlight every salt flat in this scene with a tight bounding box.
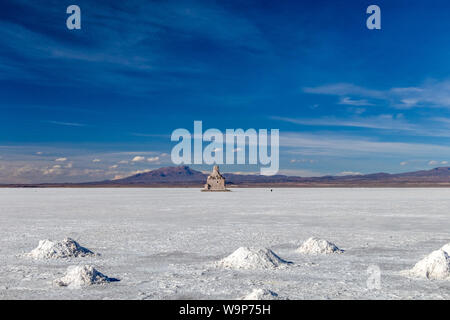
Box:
[0,188,449,300]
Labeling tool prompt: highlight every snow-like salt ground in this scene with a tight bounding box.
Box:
[0,188,450,300]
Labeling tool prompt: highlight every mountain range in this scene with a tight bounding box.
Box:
[4,165,450,187]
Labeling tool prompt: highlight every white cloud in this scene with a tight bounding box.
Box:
[339,97,374,106]
[400,99,419,107]
[427,160,447,166]
[55,157,67,162]
[42,166,63,175]
[132,156,145,162]
[147,156,160,163]
[12,165,37,177]
[337,171,363,176]
[92,159,101,163]
[112,169,153,180]
[400,161,408,166]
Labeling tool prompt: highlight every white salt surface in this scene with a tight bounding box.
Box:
[297,237,344,255]
[217,247,291,269]
[1,188,450,299]
[240,288,279,300]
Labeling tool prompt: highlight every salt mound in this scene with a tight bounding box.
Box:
[297,237,344,255]
[54,265,117,288]
[441,243,450,254]
[240,289,279,300]
[408,249,450,280]
[28,238,96,259]
[217,247,291,269]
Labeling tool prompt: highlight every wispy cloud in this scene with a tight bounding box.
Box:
[428,160,448,166]
[303,80,450,109]
[273,115,450,137]
[46,121,86,127]
[303,83,384,99]
[280,132,450,157]
[112,169,153,180]
[290,158,316,164]
[147,156,160,163]
[273,115,416,131]
[338,97,374,106]
[337,171,363,176]
[0,1,269,97]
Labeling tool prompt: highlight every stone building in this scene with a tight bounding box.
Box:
[203,165,229,191]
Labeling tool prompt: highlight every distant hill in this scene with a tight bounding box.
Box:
[115,166,207,184]
[2,166,450,188]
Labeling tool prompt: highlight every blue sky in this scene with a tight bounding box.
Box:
[1,0,450,183]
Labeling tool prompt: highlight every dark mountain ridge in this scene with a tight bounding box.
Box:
[104,165,450,187]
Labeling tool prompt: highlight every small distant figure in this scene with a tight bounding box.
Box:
[202,165,229,192]
[270,189,273,192]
